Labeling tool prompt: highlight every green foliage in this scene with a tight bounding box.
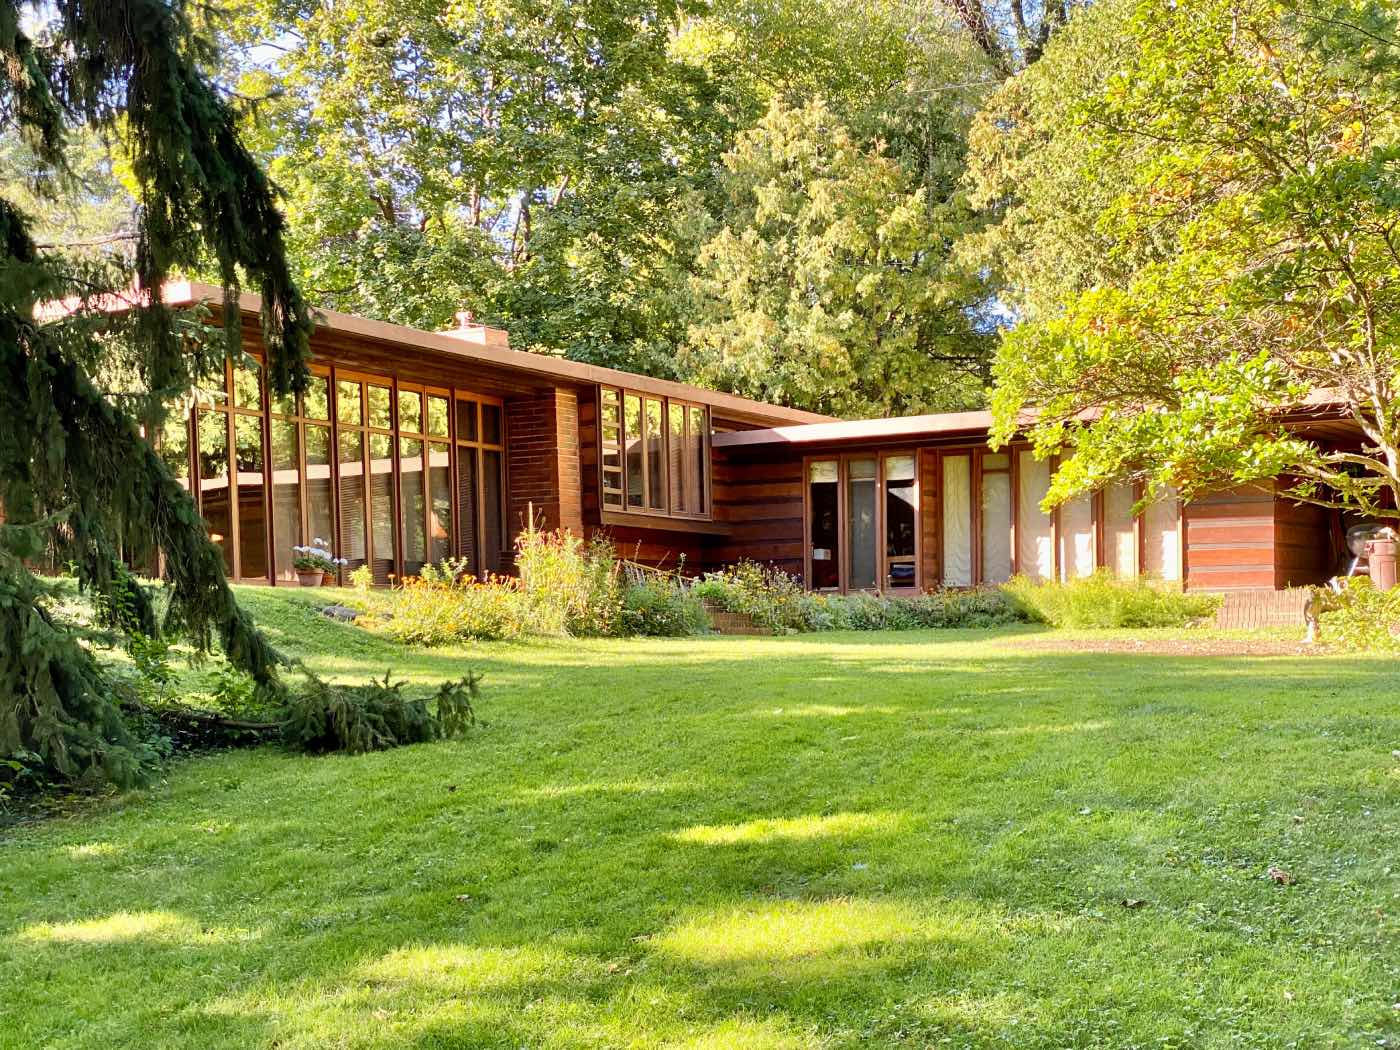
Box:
[1003,572,1221,629]
[683,97,993,416]
[378,577,526,646]
[1,0,317,788]
[619,571,708,637]
[695,560,1026,632]
[515,525,623,637]
[1315,578,1400,652]
[981,0,1400,522]
[280,671,479,756]
[694,559,813,632]
[222,0,1002,406]
[224,0,736,375]
[811,588,1026,631]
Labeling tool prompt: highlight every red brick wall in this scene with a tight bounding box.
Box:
[506,389,584,543]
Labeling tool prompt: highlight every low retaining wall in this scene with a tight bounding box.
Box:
[1213,588,1310,630]
[702,603,771,636]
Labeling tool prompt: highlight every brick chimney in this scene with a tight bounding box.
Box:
[441,309,510,349]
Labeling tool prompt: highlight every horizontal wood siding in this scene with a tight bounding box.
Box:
[918,448,941,589]
[1183,483,1276,591]
[601,525,709,573]
[708,450,804,577]
[1273,491,1333,587]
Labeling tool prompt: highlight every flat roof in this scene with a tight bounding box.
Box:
[165,281,831,427]
[713,388,1361,451]
[712,410,997,449]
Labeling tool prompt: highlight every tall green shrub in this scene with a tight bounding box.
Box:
[1003,572,1219,628]
[1315,578,1400,653]
[515,525,623,637]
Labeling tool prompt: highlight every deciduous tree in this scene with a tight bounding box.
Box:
[984,0,1400,523]
[684,98,995,416]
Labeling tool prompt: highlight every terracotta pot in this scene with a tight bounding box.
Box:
[296,570,324,587]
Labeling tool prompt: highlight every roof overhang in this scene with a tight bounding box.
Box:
[161,281,831,428]
[713,410,998,450]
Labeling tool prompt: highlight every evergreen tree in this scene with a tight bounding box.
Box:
[1,0,312,786]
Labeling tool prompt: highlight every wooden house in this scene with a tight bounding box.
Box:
[161,282,1362,593]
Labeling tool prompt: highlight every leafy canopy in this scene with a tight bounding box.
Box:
[683,97,994,416]
[982,0,1400,520]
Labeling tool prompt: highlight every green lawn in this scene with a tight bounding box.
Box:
[2,588,1398,1049]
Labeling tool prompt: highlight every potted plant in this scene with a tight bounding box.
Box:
[292,539,347,587]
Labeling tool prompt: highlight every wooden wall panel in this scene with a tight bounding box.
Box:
[1273,492,1333,587]
[918,448,941,589]
[1183,483,1275,592]
[709,450,804,578]
[600,524,710,573]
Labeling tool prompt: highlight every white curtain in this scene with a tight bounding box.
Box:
[981,471,1012,584]
[1058,496,1095,579]
[942,455,972,587]
[1144,486,1181,581]
[1104,483,1137,578]
[1016,452,1054,581]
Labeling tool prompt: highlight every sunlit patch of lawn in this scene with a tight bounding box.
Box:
[0,585,1397,1048]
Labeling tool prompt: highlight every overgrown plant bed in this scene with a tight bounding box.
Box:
[330,530,1237,647]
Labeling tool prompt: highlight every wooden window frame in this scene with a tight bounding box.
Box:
[597,386,712,523]
[450,389,508,577]
[975,447,1014,586]
[802,451,922,594]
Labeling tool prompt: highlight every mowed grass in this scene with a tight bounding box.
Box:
[2,588,1398,1049]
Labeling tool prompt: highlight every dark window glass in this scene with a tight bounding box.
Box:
[398,389,423,434]
[884,455,917,590]
[601,389,623,507]
[847,458,877,591]
[367,385,393,429]
[271,419,301,580]
[234,414,268,579]
[645,399,664,510]
[624,394,644,508]
[481,403,502,445]
[427,396,450,437]
[233,364,263,411]
[455,447,478,575]
[337,430,367,572]
[399,437,426,577]
[428,442,452,565]
[306,425,336,563]
[368,432,396,583]
[688,406,707,515]
[668,403,686,513]
[270,386,296,417]
[455,398,478,442]
[482,450,505,573]
[197,411,234,574]
[304,375,330,421]
[808,460,839,591]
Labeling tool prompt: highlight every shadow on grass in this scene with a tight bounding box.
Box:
[6,611,1400,1048]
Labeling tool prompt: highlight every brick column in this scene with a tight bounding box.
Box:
[505,389,584,543]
